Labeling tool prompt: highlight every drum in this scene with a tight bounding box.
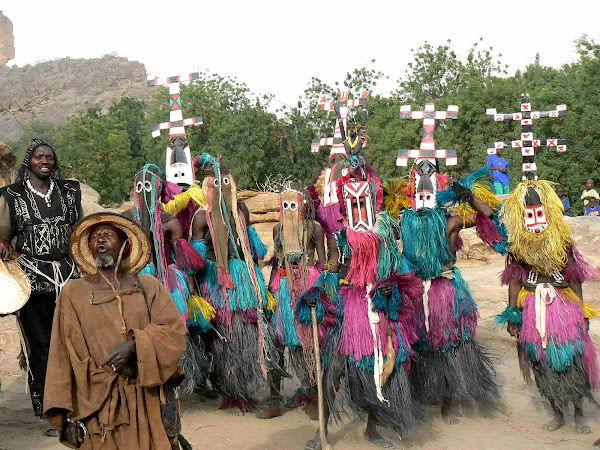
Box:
[0,260,31,314]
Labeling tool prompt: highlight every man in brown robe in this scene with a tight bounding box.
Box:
[43,212,186,449]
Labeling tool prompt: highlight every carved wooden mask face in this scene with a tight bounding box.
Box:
[280,189,303,258]
[524,187,548,234]
[414,160,437,210]
[342,179,376,232]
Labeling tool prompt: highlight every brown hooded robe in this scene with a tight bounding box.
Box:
[44,274,186,449]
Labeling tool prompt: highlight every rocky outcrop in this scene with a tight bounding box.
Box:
[0,12,15,66]
[0,55,148,141]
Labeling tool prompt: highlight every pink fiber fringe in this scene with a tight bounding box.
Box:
[271,268,282,292]
[437,173,449,191]
[475,212,504,249]
[346,228,380,288]
[240,309,258,324]
[218,266,235,290]
[172,238,206,272]
[500,263,527,286]
[316,203,343,239]
[338,285,417,363]
[564,243,599,284]
[423,278,477,351]
[520,289,600,387]
[308,265,321,286]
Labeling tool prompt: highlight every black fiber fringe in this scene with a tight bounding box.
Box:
[322,321,422,435]
[179,334,213,394]
[409,340,499,404]
[210,315,281,400]
[533,355,599,411]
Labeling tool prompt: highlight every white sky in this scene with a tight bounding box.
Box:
[3,0,599,108]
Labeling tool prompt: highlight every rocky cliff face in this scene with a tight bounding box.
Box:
[0,12,15,66]
[0,55,148,140]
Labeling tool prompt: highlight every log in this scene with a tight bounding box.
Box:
[237,190,260,201]
[250,211,280,224]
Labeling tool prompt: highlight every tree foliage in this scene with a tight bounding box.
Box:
[2,38,599,212]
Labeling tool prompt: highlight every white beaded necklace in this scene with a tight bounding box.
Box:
[26,177,54,208]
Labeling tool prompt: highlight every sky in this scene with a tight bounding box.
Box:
[3,0,599,109]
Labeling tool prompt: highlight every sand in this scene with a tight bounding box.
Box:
[1,259,600,450]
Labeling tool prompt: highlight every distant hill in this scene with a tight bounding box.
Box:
[0,55,147,140]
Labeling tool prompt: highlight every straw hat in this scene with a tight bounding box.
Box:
[69,212,151,275]
[0,261,31,315]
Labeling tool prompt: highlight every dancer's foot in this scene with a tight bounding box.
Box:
[43,422,58,437]
[256,402,282,419]
[543,411,565,431]
[364,428,395,448]
[441,397,459,425]
[575,408,591,434]
[304,400,319,421]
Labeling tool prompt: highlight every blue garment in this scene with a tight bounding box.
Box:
[486,154,509,185]
[562,197,571,216]
[585,205,600,216]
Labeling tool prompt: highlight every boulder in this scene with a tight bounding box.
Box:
[243,192,279,214]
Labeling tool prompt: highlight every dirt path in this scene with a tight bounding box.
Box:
[2,260,600,449]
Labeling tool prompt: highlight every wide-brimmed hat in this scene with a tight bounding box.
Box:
[69,212,151,275]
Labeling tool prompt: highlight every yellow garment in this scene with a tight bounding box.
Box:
[188,294,216,322]
[516,286,599,319]
[162,183,206,216]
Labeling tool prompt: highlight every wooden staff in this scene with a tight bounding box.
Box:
[311,305,333,450]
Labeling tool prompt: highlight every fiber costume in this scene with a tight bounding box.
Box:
[190,153,278,411]
[257,182,330,417]
[320,156,423,435]
[394,101,499,411]
[130,164,208,393]
[497,181,600,412]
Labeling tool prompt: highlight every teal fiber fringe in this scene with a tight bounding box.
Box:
[374,212,407,279]
[296,286,326,326]
[273,276,301,348]
[140,263,157,277]
[436,167,491,206]
[401,207,454,280]
[371,282,403,321]
[451,267,477,321]
[494,305,523,327]
[169,267,190,315]
[196,255,267,312]
[190,239,208,259]
[248,225,267,260]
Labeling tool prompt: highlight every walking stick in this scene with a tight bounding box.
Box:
[311,305,333,450]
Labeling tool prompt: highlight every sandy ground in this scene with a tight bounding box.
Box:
[2,257,600,450]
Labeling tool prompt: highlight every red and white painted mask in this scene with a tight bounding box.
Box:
[524,204,548,233]
[342,180,376,232]
[413,160,438,210]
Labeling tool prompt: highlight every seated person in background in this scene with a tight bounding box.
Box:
[581,179,599,207]
[585,198,600,217]
[556,186,571,216]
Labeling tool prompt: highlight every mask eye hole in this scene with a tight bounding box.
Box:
[528,212,533,218]
[426,194,431,201]
[223,177,230,185]
[144,181,152,192]
[537,210,543,218]
[290,201,298,211]
[213,178,219,187]
[135,181,143,193]
[282,201,289,210]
